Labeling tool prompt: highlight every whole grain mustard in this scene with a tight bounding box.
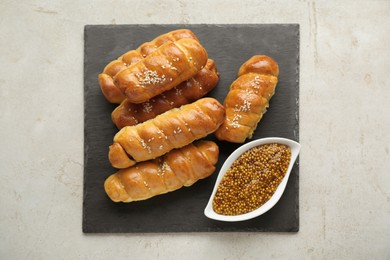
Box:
[212,143,291,216]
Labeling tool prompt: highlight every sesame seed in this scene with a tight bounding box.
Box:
[135,70,166,85]
[175,88,182,96]
[143,181,151,190]
[234,100,252,112]
[160,161,170,176]
[230,113,242,129]
[245,88,251,94]
[252,75,264,89]
[163,61,178,71]
[142,102,153,113]
[140,139,152,154]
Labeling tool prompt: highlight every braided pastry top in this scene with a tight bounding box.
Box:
[113,38,208,103]
[215,55,279,143]
[105,140,219,202]
[98,29,198,103]
[109,97,225,168]
[111,59,219,129]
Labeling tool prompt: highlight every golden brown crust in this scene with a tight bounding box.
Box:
[104,141,219,202]
[109,97,225,168]
[114,38,208,104]
[108,143,136,169]
[98,73,125,104]
[111,59,219,129]
[238,55,279,77]
[215,55,279,143]
[99,29,198,103]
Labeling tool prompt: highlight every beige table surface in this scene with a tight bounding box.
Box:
[1,0,389,259]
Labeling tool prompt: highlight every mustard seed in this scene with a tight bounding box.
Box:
[212,143,291,216]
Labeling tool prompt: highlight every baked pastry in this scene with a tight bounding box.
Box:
[111,59,219,129]
[98,29,198,103]
[104,140,219,202]
[109,97,225,168]
[114,38,208,103]
[215,55,279,143]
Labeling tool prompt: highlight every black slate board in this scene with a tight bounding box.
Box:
[83,24,299,233]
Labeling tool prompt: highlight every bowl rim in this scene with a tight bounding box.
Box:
[204,137,301,222]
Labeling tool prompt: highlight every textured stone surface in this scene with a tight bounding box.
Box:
[1,0,389,259]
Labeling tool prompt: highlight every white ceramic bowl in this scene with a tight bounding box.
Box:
[204,137,301,222]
